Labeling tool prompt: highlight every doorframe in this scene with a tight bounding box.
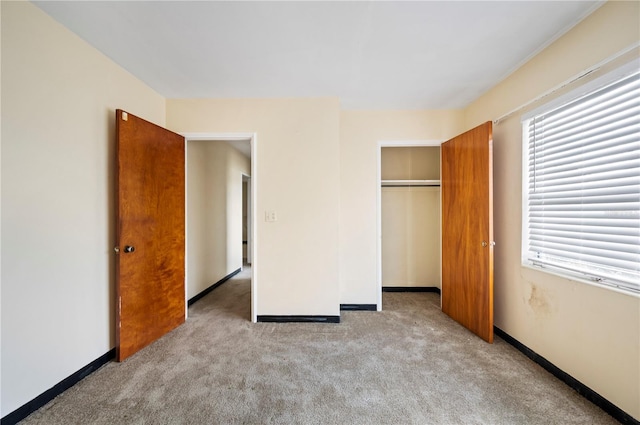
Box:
[182,132,258,323]
[376,140,442,311]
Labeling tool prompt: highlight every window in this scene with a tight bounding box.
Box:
[522,61,640,294]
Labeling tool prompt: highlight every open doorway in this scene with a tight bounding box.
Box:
[377,140,442,311]
[184,133,257,322]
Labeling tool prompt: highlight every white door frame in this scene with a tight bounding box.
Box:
[377,140,442,311]
[183,132,258,323]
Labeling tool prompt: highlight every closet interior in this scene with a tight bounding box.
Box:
[381,146,441,290]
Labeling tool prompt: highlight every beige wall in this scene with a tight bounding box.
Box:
[167,98,341,316]
[463,1,640,419]
[339,110,463,304]
[0,5,3,410]
[187,141,250,300]
[382,187,440,287]
[381,146,440,181]
[1,1,166,416]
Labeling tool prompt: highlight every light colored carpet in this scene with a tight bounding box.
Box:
[21,267,617,424]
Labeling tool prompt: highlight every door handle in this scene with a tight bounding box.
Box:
[124,246,135,253]
[481,241,496,247]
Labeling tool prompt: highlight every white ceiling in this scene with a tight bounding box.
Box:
[34,1,602,110]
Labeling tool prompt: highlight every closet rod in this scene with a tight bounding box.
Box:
[381,184,440,187]
[381,179,440,187]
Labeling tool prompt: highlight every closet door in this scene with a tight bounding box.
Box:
[441,122,494,343]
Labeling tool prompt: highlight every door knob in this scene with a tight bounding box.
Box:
[482,241,488,247]
[124,245,135,253]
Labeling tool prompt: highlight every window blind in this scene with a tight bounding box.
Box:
[524,71,640,294]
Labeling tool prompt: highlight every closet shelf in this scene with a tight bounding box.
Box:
[381,179,440,187]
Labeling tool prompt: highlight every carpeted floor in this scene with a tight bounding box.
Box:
[21,267,617,424]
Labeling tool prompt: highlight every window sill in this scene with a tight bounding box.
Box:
[521,262,640,298]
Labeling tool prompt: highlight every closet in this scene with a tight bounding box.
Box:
[381,146,441,290]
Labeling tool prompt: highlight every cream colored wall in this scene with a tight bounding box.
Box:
[1,1,166,417]
[381,147,440,180]
[0,4,3,413]
[167,98,341,316]
[187,141,250,300]
[339,110,463,304]
[382,187,440,287]
[463,1,640,419]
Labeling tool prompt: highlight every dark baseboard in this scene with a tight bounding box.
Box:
[1,349,115,425]
[494,327,638,425]
[383,286,441,294]
[188,268,241,306]
[257,315,340,323]
[340,304,377,311]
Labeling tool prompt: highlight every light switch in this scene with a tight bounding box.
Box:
[265,210,277,222]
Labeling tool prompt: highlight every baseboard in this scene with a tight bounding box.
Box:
[1,349,115,425]
[188,268,241,306]
[494,327,638,425]
[257,315,340,323]
[340,304,377,311]
[382,286,441,294]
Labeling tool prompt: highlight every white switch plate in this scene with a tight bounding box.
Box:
[265,210,277,222]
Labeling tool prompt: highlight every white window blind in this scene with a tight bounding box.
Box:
[523,68,640,294]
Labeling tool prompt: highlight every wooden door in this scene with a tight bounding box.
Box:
[441,121,494,343]
[116,109,186,361]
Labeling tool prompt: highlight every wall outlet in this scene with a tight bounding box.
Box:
[265,210,277,222]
